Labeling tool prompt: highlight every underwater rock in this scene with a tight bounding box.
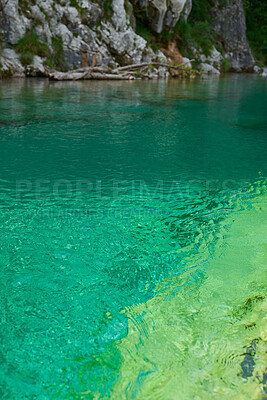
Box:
[240,340,257,379]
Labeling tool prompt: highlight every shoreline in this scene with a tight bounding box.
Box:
[1,67,266,82]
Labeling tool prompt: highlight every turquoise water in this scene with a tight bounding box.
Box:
[0,76,266,399]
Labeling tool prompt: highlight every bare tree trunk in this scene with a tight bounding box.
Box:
[47,60,195,81]
[116,60,194,72]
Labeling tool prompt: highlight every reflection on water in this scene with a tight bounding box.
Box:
[0,76,266,399]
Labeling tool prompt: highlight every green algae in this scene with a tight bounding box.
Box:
[109,181,267,400]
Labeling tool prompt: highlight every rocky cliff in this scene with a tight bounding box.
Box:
[0,0,256,77]
[212,0,254,71]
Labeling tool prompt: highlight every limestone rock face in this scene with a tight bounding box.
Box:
[212,0,254,72]
[26,55,46,77]
[133,0,187,33]
[193,47,223,72]
[0,0,29,44]
[182,0,192,21]
[0,48,25,76]
[164,0,187,29]
[199,63,220,75]
[0,0,256,76]
[0,0,155,75]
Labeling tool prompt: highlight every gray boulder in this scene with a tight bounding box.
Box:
[0,48,25,76]
[199,62,220,75]
[182,0,192,21]
[132,0,187,33]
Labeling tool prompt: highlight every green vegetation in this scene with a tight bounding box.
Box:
[15,30,67,71]
[103,0,113,19]
[16,30,50,58]
[221,57,230,73]
[135,20,156,47]
[189,0,213,22]
[20,51,34,66]
[133,0,267,69]
[245,0,267,65]
[15,30,50,67]
[44,36,67,71]
[70,0,87,16]
[133,0,215,59]
[173,0,216,58]
[173,19,214,57]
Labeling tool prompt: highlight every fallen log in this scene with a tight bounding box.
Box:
[116,60,194,72]
[48,71,86,80]
[86,72,135,80]
[47,59,195,81]
[48,70,135,81]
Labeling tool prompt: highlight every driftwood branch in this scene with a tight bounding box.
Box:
[85,72,134,80]
[48,69,134,81]
[116,60,194,72]
[48,60,195,81]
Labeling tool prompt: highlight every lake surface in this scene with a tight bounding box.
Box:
[0,76,266,399]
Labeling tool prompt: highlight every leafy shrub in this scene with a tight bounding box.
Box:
[190,21,213,56]
[16,30,50,58]
[189,0,213,22]
[20,51,34,66]
[155,0,215,57]
[15,30,68,71]
[174,19,213,57]
[136,20,155,44]
[221,58,230,73]
[44,36,67,71]
[245,0,267,64]
[151,43,159,52]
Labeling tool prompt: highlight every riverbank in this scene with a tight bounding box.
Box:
[1,0,266,81]
[1,64,266,81]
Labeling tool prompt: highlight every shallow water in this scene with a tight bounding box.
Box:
[0,76,266,399]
